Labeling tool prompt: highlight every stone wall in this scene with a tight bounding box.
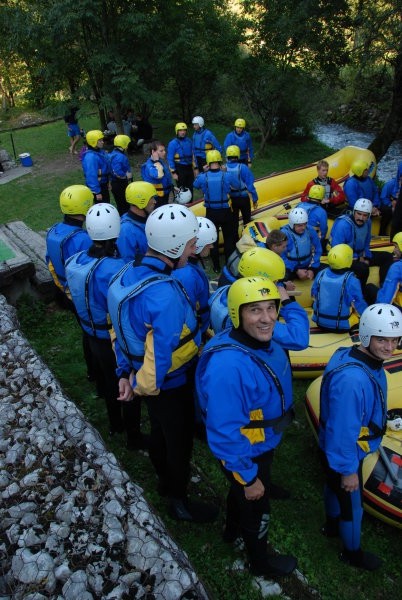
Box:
[0,295,209,600]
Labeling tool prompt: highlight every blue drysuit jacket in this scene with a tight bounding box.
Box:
[223,130,254,162]
[82,148,110,194]
[196,327,294,485]
[116,212,148,263]
[319,346,387,476]
[330,214,372,259]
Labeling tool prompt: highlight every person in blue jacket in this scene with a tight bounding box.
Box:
[81,130,111,203]
[374,232,402,308]
[109,134,133,216]
[312,244,367,331]
[210,247,309,354]
[319,303,402,570]
[193,149,237,272]
[330,198,393,290]
[196,276,298,578]
[46,184,94,380]
[299,184,329,254]
[117,181,157,262]
[141,140,173,208]
[46,184,93,297]
[107,204,218,523]
[191,115,222,172]
[390,160,402,238]
[167,122,195,198]
[174,217,217,337]
[223,118,254,165]
[65,203,146,449]
[281,206,323,280]
[225,145,258,241]
[344,160,392,235]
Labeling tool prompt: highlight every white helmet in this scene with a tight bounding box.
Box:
[359,304,402,347]
[145,204,198,259]
[85,203,120,241]
[175,187,192,205]
[354,198,372,214]
[192,116,204,127]
[195,217,217,253]
[288,207,308,229]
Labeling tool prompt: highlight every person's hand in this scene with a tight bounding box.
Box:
[277,285,290,301]
[203,164,209,172]
[117,378,134,402]
[193,168,199,177]
[253,201,258,210]
[296,268,308,280]
[284,280,296,291]
[341,473,359,492]
[306,268,314,280]
[95,193,102,201]
[172,172,178,181]
[371,207,380,217]
[244,478,265,500]
[359,257,370,264]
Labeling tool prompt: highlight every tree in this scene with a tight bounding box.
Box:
[236,0,351,149]
[348,0,402,161]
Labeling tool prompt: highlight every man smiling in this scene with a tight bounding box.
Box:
[196,276,297,579]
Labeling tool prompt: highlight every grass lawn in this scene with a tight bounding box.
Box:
[2,114,400,599]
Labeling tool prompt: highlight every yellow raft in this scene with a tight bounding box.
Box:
[189,145,376,220]
[305,363,402,529]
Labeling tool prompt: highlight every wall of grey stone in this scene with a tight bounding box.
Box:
[0,294,209,600]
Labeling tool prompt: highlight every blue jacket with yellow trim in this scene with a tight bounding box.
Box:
[46,218,92,291]
[377,260,402,305]
[167,136,193,169]
[319,346,387,475]
[141,158,173,198]
[173,258,211,334]
[82,148,110,194]
[107,255,201,394]
[223,130,254,162]
[65,249,125,338]
[116,212,148,262]
[196,328,293,485]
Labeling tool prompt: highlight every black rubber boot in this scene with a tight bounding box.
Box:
[169,497,219,523]
[250,554,298,578]
[340,548,382,571]
[321,516,339,537]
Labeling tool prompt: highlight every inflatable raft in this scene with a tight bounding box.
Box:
[189,145,376,220]
[305,364,402,529]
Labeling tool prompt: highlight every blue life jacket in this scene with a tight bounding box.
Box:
[337,214,368,257]
[46,224,85,289]
[107,264,199,371]
[312,268,354,331]
[193,128,214,156]
[282,224,313,264]
[209,285,231,333]
[203,171,231,209]
[66,252,114,338]
[226,163,248,197]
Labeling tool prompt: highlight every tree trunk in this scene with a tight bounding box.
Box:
[368,43,402,163]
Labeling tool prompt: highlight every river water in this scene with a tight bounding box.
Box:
[314,123,402,183]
